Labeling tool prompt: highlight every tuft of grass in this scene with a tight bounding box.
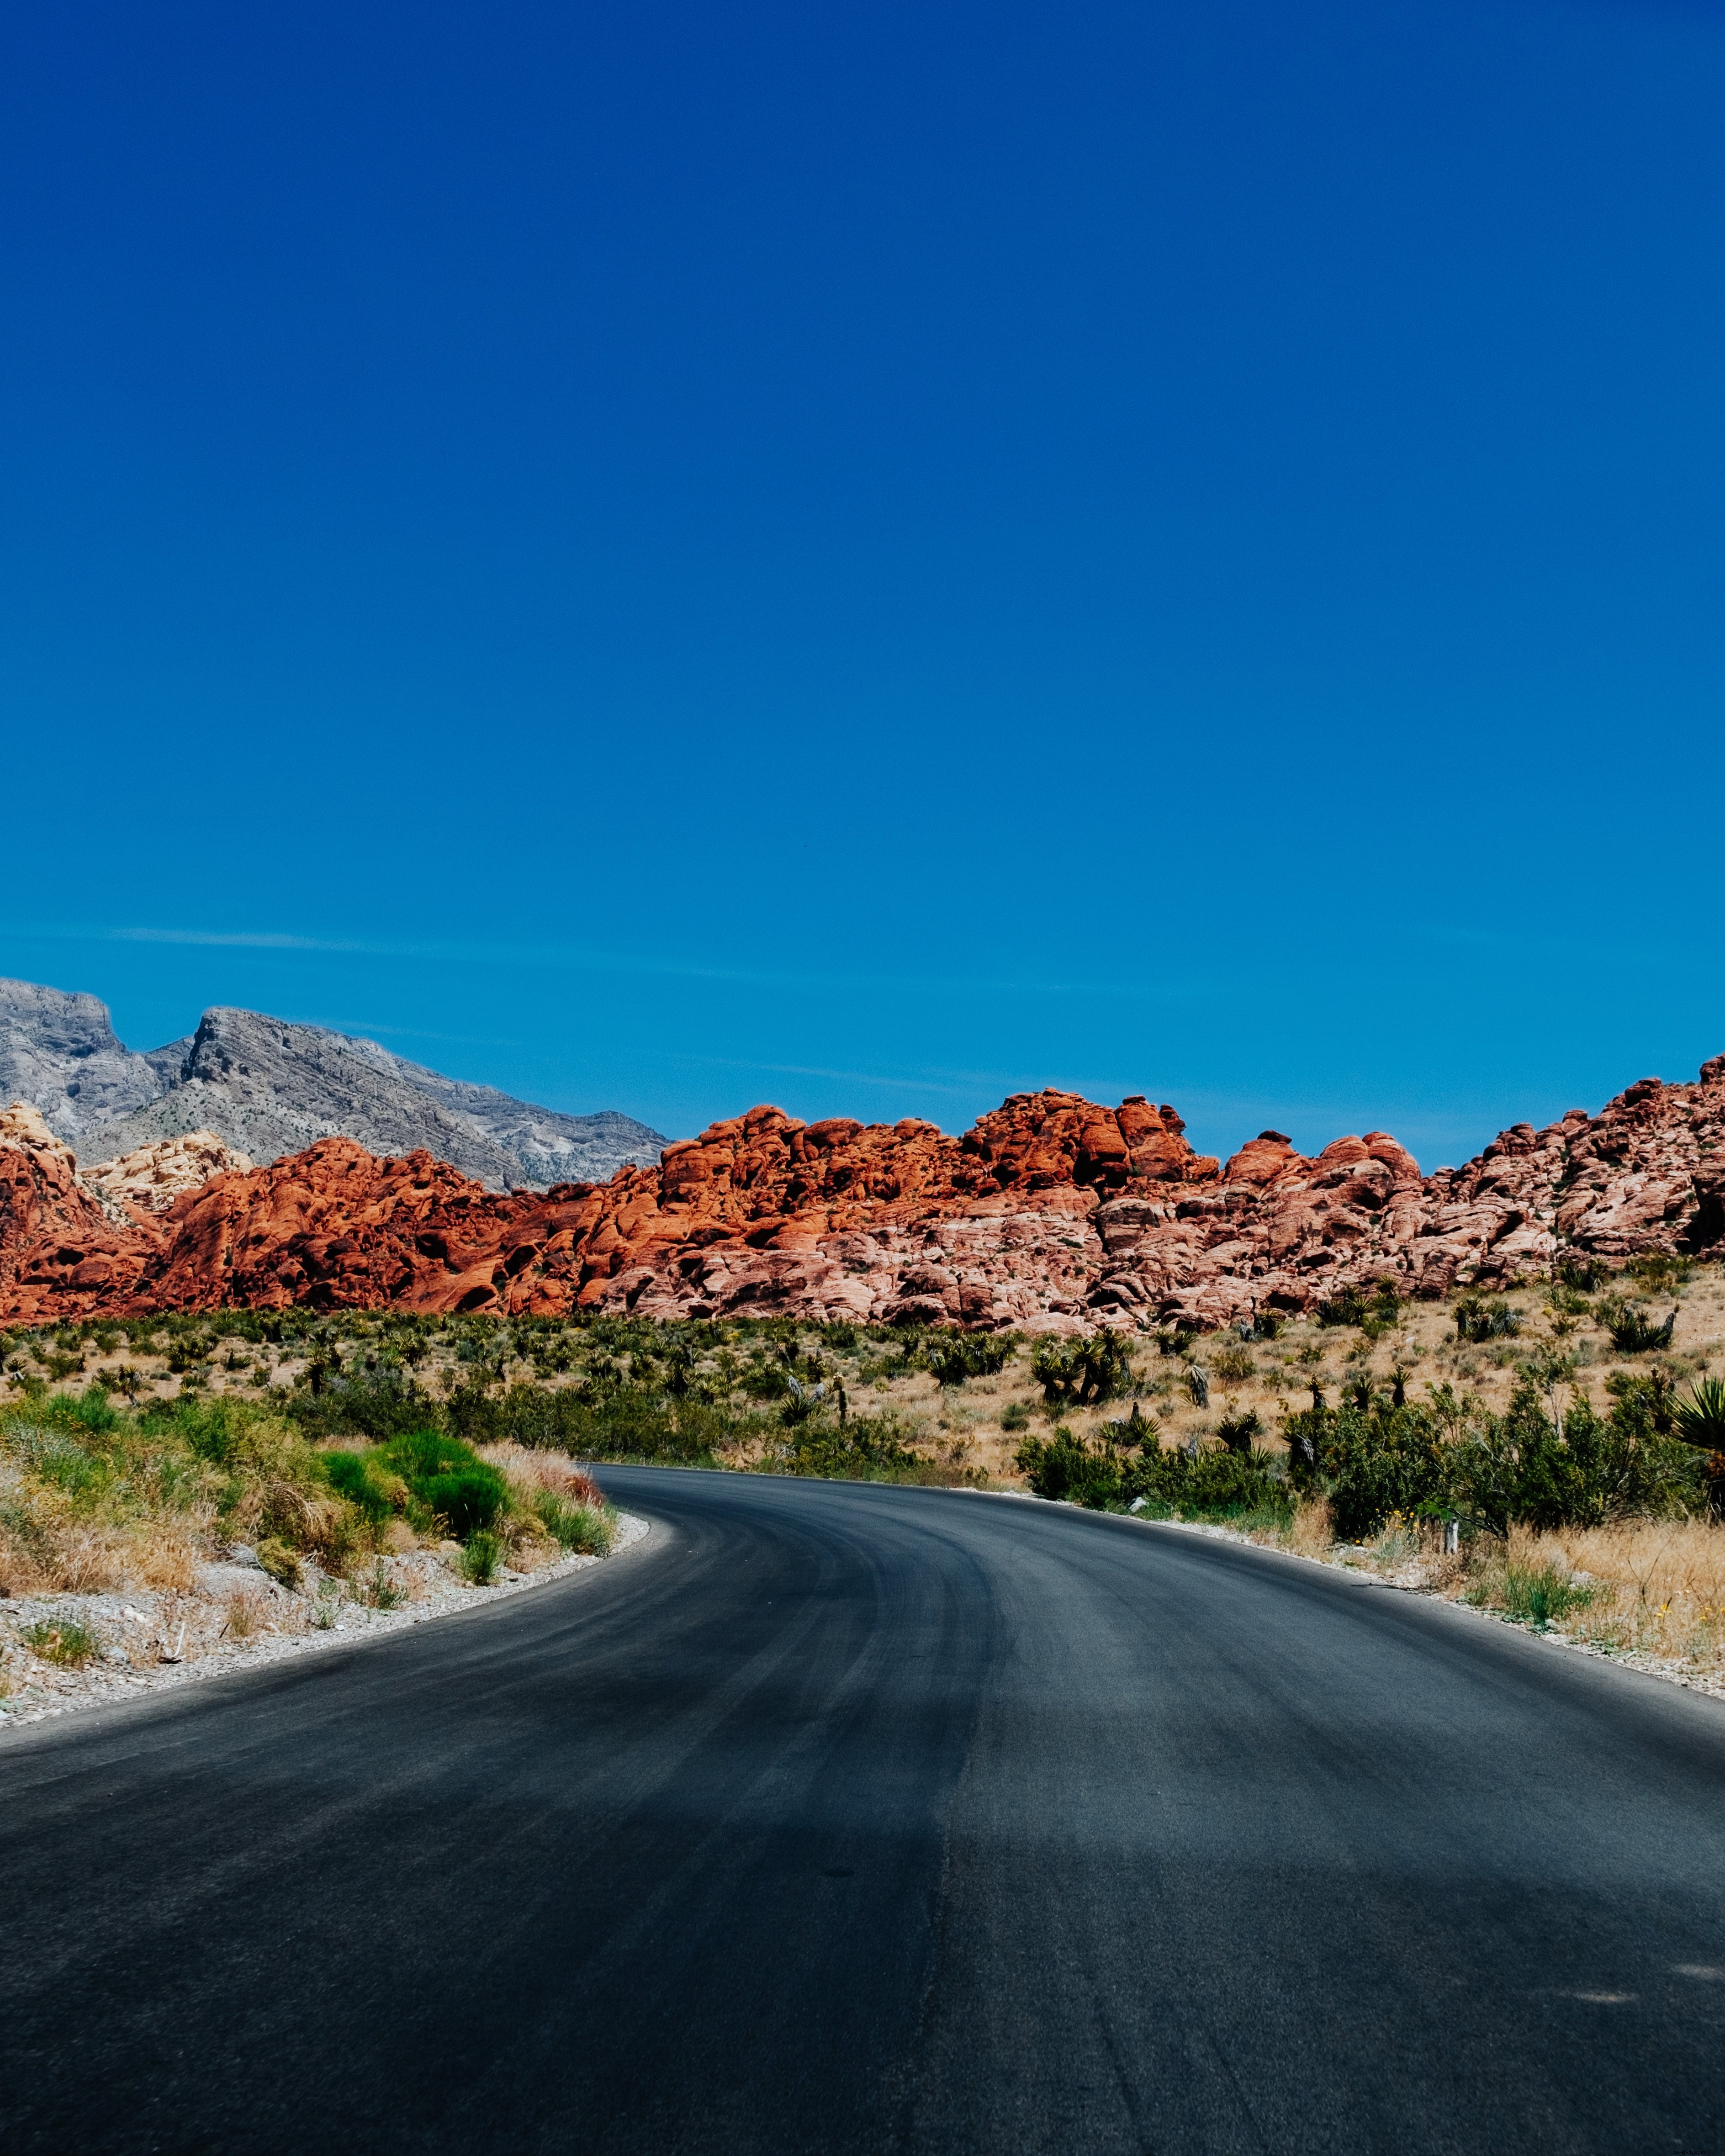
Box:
[535,1495,614,1554]
[1472,1559,1596,1628]
[460,1529,504,1585]
[222,1591,267,1639]
[354,1558,408,1609]
[23,1615,101,1666]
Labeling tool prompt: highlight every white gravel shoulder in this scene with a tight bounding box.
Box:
[0,1511,650,1739]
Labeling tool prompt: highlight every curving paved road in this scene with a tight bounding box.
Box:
[5,1469,1725,2154]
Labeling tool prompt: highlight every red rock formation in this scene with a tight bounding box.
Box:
[2,1062,1723,1332]
[0,1106,161,1322]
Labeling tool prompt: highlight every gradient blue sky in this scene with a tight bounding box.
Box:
[4,0,1723,1169]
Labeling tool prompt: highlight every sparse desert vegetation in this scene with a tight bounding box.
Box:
[7,1251,1725,1702]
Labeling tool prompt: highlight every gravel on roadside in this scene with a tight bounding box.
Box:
[0,1511,649,1736]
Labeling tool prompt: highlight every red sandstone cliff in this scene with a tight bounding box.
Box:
[3,1060,1723,1331]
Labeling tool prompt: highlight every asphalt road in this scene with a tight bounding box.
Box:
[5,1469,1725,2155]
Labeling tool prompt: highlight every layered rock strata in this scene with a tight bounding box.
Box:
[2,1059,1723,1331]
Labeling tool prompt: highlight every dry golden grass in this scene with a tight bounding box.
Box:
[128,1525,200,1591]
[222,1588,270,1639]
[477,1442,605,1509]
[1279,1496,1334,1559]
[1508,1518,1725,1669]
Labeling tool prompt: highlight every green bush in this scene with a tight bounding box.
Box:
[1448,1379,1699,1537]
[1488,1561,1595,1628]
[321,1449,403,1526]
[1015,1427,1127,1507]
[1319,1401,1449,1542]
[1131,1441,1290,1522]
[764,1414,923,1482]
[289,1365,435,1441]
[376,1430,508,1541]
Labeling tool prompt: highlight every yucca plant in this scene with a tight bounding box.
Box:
[1674,1378,1725,1450]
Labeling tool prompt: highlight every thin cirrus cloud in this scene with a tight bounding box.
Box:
[2,918,1220,1008]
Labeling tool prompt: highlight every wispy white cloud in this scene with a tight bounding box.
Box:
[0,919,1220,1007]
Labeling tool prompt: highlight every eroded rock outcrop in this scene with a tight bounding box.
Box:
[0,1105,161,1322]
[2,1060,1723,1331]
[80,1131,253,1217]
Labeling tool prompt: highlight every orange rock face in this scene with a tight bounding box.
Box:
[0,1106,161,1322]
[2,1065,1723,1332]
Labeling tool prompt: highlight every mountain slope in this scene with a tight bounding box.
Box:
[0,980,668,1190]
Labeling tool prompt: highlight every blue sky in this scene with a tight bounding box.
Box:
[3,0,1723,1170]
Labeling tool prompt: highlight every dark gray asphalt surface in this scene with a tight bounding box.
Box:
[5,1469,1725,2155]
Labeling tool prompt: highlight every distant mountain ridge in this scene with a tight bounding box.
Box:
[0,979,669,1190]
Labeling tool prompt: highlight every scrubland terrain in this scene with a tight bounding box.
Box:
[0,1375,619,1726]
[5,1253,1725,1712]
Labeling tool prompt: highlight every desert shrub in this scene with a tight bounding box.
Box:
[1318,1402,1449,1543]
[1130,1441,1290,1523]
[355,1559,408,1609]
[1501,1561,1594,1627]
[1211,1345,1255,1386]
[288,1364,433,1441]
[321,1449,407,1527]
[1316,1280,1399,1333]
[24,1615,101,1666]
[1215,1407,1263,1457]
[765,1413,923,1481]
[1030,1333,1135,1407]
[1626,1252,1693,1292]
[1599,1300,1677,1353]
[1672,1379,1725,1517]
[1016,1427,1127,1507]
[1556,1252,1605,1291]
[925,1334,1014,1386]
[449,1377,735,1464]
[1454,1295,1522,1344]
[376,1430,508,1541]
[1449,1380,1699,1538]
[1674,1377,1725,1452]
[999,1400,1031,1432]
[1099,1402,1158,1449]
[1316,1286,1368,1329]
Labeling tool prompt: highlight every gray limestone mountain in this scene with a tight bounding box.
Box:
[0,979,669,1190]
